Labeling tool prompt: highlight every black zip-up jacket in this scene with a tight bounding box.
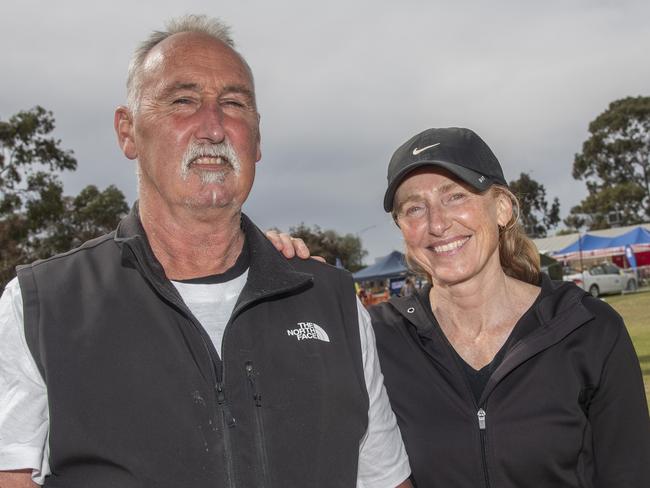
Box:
[17,210,369,488]
[370,276,650,488]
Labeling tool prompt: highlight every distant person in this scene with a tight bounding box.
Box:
[272,127,650,487]
[400,277,416,297]
[0,15,411,488]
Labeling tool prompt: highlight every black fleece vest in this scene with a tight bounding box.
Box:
[17,212,368,488]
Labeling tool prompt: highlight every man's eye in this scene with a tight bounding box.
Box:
[172,98,193,105]
[222,99,246,108]
[448,192,466,202]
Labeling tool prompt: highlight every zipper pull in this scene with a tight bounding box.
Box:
[216,382,226,404]
[216,382,237,427]
[477,408,487,430]
[245,361,262,407]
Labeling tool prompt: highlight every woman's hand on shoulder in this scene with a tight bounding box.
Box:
[265,230,325,262]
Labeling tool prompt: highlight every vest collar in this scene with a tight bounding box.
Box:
[114,203,313,312]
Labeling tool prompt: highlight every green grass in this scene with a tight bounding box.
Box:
[602,289,650,402]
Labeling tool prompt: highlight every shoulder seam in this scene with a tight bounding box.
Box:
[26,234,116,270]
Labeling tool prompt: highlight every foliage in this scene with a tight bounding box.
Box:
[1,106,76,214]
[289,223,367,272]
[554,227,579,237]
[566,182,646,231]
[1,107,128,288]
[30,184,129,259]
[568,96,650,230]
[509,172,560,238]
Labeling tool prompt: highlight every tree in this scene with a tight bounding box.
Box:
[509,172,560,237]
[1,107,128,287]
[1,106,76,223]
[289,223,367,272]
[568,96,650,229]
[31,184,129,259]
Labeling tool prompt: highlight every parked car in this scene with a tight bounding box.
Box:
[563,263,638,297]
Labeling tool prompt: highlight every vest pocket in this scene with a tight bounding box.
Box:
[245,361,271,487]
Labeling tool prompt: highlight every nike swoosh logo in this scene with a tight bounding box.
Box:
[412,143,441,156]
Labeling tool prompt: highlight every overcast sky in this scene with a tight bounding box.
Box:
[2,0,649,263]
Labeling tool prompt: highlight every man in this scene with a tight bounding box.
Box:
[0,15,411,488]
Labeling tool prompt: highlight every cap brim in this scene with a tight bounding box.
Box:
[383,160,493,212]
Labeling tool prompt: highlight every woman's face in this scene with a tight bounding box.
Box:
[394,167,512,287]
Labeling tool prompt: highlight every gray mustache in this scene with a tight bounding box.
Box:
[181,141,241,174]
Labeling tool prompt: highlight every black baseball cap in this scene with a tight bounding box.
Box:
[383,127,508,212]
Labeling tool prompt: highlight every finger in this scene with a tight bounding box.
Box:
[311,256,326,263]
[265,230,282,249]
[278,233,296,258]
[292,238,311,259]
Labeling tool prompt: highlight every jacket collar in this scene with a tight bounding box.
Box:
[387,288,434,336]
[114,203,313,315]
[387,274,594,405]
[389,274,591,336]
[480,275,593,404]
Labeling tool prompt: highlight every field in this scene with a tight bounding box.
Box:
[604,289,650,401]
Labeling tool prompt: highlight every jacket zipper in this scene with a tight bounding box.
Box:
[477,408,491,488]
[246,361,270,487]
[416,316,493,488]
[216,381,236,488]
[414,321,495,488]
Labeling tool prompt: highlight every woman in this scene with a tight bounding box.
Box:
[270,127,650,487]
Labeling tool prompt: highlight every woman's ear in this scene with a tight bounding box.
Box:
[495,189,514,227]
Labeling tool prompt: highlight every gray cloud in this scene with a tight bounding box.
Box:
[2,0,649,262]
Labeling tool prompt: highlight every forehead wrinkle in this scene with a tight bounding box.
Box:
[400,180,461,199]
[160,82,201,96]
[438,181,461,194]
[221,84,254,97]
[396,178,467,210]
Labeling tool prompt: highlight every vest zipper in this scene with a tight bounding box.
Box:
[217,382,236,488]
[477,408,491,488]
[245,361,270,487]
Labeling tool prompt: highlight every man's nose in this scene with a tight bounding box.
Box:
[195,102,226,143]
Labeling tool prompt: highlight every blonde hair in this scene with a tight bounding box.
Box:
[493,186,540,285]
[395,185,541,285]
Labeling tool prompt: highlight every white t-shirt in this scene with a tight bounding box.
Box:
[0,276,410,487]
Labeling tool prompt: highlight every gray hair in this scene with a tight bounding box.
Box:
[126,14,250,111]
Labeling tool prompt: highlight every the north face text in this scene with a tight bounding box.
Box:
[287,322,330,342]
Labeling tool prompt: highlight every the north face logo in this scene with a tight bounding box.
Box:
[287,322,330,342]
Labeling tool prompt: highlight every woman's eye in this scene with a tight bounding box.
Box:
[448,192,466,202]
[404,205,426,218]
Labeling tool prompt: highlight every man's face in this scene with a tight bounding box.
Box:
[117,32,261,214]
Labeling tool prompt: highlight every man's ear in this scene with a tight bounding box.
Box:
[114,106,138,160]
[255,111,262,162]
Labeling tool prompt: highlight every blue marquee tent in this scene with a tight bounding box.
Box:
[553,234,614,255]
[553,226,650,258]
[609,226,650,247]
[352,250,407,282]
